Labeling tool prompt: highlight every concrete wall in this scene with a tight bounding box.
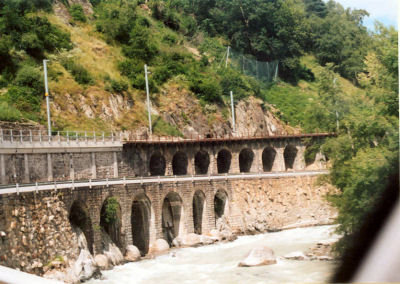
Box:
[0,174,336,275]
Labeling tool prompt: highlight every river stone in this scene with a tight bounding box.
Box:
[238,246,277,267]
[182,233,201,246]
[283,251,308,260]
[172,237,183,247]
[152,239,169,252]
[73,249,101,281]
[210,229,221,240]
[125,245,141,262]
[95,254,111,270]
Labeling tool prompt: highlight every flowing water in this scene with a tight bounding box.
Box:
[88,225,339,284]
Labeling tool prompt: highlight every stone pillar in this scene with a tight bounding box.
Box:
[47,153,53,181]
[113,152,118,178]
[230,151,239,173]
[295,146,306,170]
[165,153,173,176]
[274,147,286,172]
[187,152,195,175]
[23,154,29,183]
[209,152,217,175]
[91,152,97,179]
[69,154,75,180]
[251,148,262,173]
[0,154,5,184]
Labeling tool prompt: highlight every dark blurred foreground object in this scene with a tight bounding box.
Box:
[332,172,399,282]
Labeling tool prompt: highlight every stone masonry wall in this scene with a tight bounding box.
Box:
[0,174,336,276]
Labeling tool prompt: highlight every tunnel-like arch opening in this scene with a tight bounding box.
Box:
[194,150,210,174]
[172,151,188,175]
[149,151,166,176]
[239,148,254,172]
[100,197,122,249]
[162,192,183,245]
[192,190,206,234]
[214,189,228,220]
[69,201,94,254]
[284,145,298,170]
[217,149,232,174]
[131,194,151,256]
[262,146,276,172]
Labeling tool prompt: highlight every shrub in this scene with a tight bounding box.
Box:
[0,101,23,122]
[190,76,222,103]
[106,79,128,93]
[14,65,43,93]
[69,4,87,23]
[5,86,41,113]
[61,58,93,85]
[102,197,119,224]
[162,33,178,45]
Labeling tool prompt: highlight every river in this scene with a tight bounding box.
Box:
[88,225,339,284]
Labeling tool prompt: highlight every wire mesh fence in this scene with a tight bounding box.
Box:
[220,46,279,83]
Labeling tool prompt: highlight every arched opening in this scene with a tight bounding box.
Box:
[239,148,254,172]
[217,149,232,174]
[194,150,210,174]
[162,192,183,245]
[214,189,228,220]
[172,151,188,175]
[284,145,298,170]
[131,194,151,256]
[262,146,276,172]
[100,197,122,249]
[192,190,206,234]
[69,201,94,254]
[149,151,166,176]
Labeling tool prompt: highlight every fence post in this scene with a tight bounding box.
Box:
[39,131,42,142]
[102,132,105,143]
[16,183,19,195]
[58,131,60,143]
[111,132,114,142]
[93,131,96,143]
[67,131,69,143]
[10,130,13,143]
[75,131,78,142]
[0,129,3,143]
[29,130,32,143]
[123,176,126,186]
[19,130,22,143]
[35,181,38,194]
[89,178,92,189]
[106,177,109,187]
[85,131,87,142]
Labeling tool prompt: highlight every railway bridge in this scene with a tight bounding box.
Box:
[0,130,336,273]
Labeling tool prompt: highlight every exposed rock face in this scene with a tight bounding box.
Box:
[67,0,93,15]
[101,229,124,266]
[53,0,71,24]
[238,246,277,267]
[125,245,141,262]
[235,97,293,136]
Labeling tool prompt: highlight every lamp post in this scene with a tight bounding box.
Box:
[43,60,51,137]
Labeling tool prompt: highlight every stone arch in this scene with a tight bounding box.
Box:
[162,192,183,245]
[100,197,123,249]
[194,150,210,174]
[239,148,254,172]
[131,193,152,256]
[262,146,276,172]
[192,190,206,234]
[69,201,94,254]
[149,151,166,176]
[172,151,188,175]
[217,149,232,174]
[214,189,229,220]
[284,145,298,170]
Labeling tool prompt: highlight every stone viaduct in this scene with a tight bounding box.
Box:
[0,131,336,273]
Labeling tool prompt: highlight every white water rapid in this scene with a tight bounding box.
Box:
[88,225,339,284]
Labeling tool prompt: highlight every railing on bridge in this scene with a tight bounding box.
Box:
[0,170,329,195]
[0,129,122,143]
[0,128,335,144]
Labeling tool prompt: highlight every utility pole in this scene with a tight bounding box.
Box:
[230,91,236,133]
[333,77,339,131]
[144,64,152,135]
[43,60,51,137]
[225,46,230,68]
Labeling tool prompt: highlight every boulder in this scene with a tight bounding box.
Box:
[152,239,169,252]
[209,229,221,241]
[72,249,101,281]
[104,243,124,266]
[200,235,215,245]
[182,233,201,246]
[172,237,183,248]
[238,246,277,267]
[283,251,308,261]
[94,254,111,270]
[125,245,141,262]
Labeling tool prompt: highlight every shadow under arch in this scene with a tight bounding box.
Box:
[217,149,232,174]
[69,200,94,254]
[193,190,206,234]
[284,145,298,170]
[262,146,276,172]
[131,193,152,256]
[214,189,229,221]
[194,150,210,174]
[239,148,254,172]
[149,151,166,176]
[162,192,183,245]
